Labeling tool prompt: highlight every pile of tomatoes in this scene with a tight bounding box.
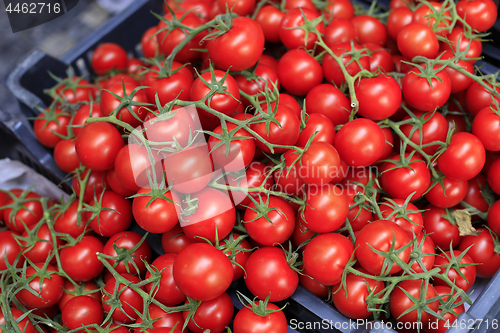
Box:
[2,0,500,332]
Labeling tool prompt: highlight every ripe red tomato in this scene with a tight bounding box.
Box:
[301,183,349,233]
[380,153,431,201]
[146,254,186,306]
[143,107,195,149]
[100,82,149,128]
[323,18,357,46]
[75,122,124,171]
[71,104,102,137]
[412,2,451,37]
[425,176,468,208]
[424,286,465,333]
[34,106,70,148]
[409,234,436,274]
[322,42,370,87]
[54,77,94,104]
[233,301,288,333]
[402,65,451,112]
[161,223,196,254]
[459,228,500,278]
[17,263,64,309]
[208,123,256,172]
[472,106,500,151]
[355,75,402,120]
[58,280,101,311]
[174,243,233,301]
[303,233,354,286]
[157,12,206,63]
[250,103,300,154]
[441,28,482,63]
[133,188,179,234]
[243,195,295,246]
[324,0,354,20]
[0,308,35,333]
[351,15,387,45]
[163,146,213,193]
[62,296,103,331]
[397,23,439,60]
[332,268,385,319]
[103,231,152,276]
[181,188,235,243]
[387,7,413,40]
[3,189,43,233]
[234,161,274,208]
[355,220,411,275]
[60,236,104,282]
[433,250,476,292]
[487,158,500,195]
[278,49,323,96]
[297,113,335,147]
[142,62,194,106]
[0,230,24,270]
[135,303,183,331]
[53,200,90,238]
[334,118,385,167]
[255,5,284,43]
[390,279,439,324]
[244,247,298,302]
[423,205,462,250]
[380,199,424,238]
[365,43,395,73]
[305,84,350,127]
[91,43,128,75]
[297,142,341,186]
[54,139,80,173]
[456,0,498,32]
[279,7,324,49]
[207,16,264,71]
[400,111,449,155]
[85,190,133,237]
[114,143,163,192]
[182,292,234,333]
[437,132,486,181]
[102,273,145,323]
[141,26,160,58]
[20,224,62,264]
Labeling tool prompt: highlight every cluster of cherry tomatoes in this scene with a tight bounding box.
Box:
[2,0,500,332]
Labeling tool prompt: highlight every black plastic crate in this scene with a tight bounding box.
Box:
[6,0,500,332]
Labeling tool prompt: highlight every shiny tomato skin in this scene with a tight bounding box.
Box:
[390,279,439,323]
[351,15,387,45]
[3,190,43,233]
[437,132,486,181]
[332,268,385,319]
[355,75,402,121]
[397,23,439,60]
[459,228,500,278]
[400,111,449,156]
[62,296,103,331]
[250,103,300,154]
[161,223,196,254]
[301,184,349,233]
[303,233,354,286]
[441,51,474,93]
[104,231,152,276]
[410,234,436,274]
[387,7,413,40]
[0,230,24,270]
[233,301,287,333]
[412,2,451,37]
[85,190,133,237]
[323,18,357,46]
[243,196,295,246]
[181,188,235,243]
[146,254,186,306]
[324,0,354,20]
[34,107,70,148]
[255,5,284,43]
[91,43,128,75]
[173,243,233,301]
[423,205,462,250]
[380,154,431,201]
[456,0,498,32]
[100,82,149,128]
[305,84,350,127]
[441,28,482,63]
[72,169,107,204]
[244,247,299,302]
[380,199,424,238]
[433,250,476,292]
[425,176,468,208]
[58,280,101,311]
[402,65,451,112]
[278,49,323,96]
[141,26,160,58]
[279,7,324,50]
[472,106,500,151]
[334,118,385,167]
[143,62,194,106]
[134,303,183,331]
[54,139,80,173]
[297,142,341,186]
[322,43,370,87]
[60,236,104,282]
[17,263,64,309]
[75,121,124,171]
[355,220,411,275]
[488,159,500,195]
[72,103,103,135]
[133,188,179,234]
[102,273,145,323]
[182,292,234,333]
[207,16,265,71]
[297,113,335,147]
[0,308,35,333]
[53,200,90,238]
[20,223,61,264]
